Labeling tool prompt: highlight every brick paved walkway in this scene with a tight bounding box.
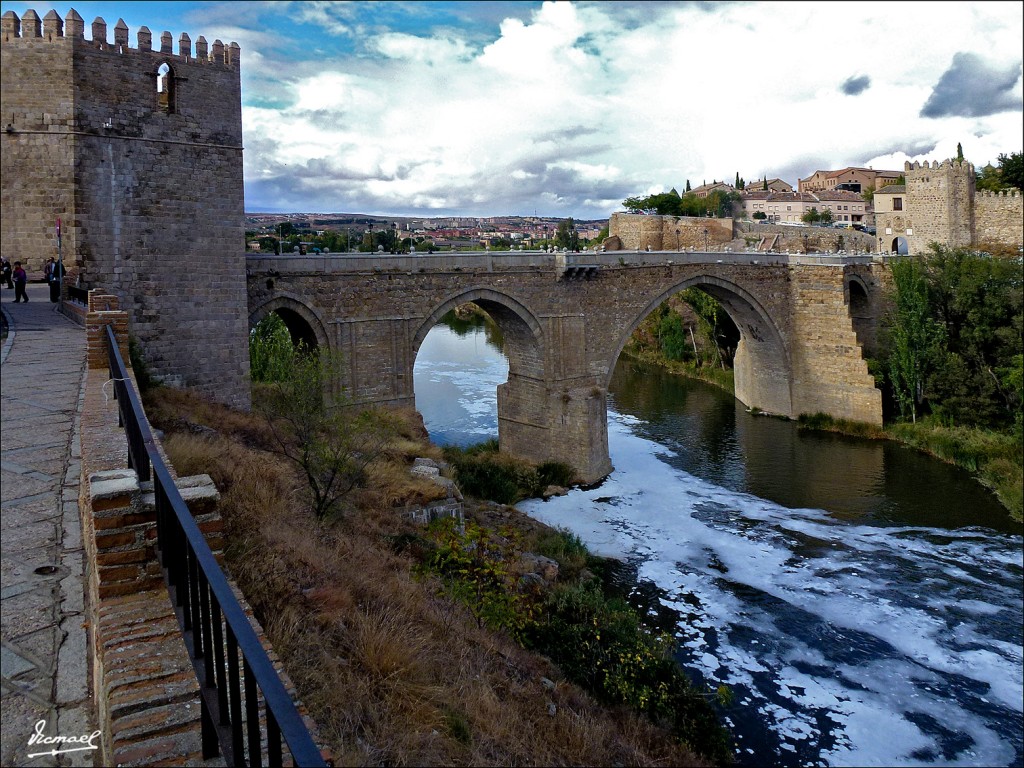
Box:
[1,283,95,767]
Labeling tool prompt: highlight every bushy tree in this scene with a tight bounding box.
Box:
[623,187,740,219]
[256,346,398,518]
[801,207,822,224]
[885,256,946,422]
[881,246,1022,429]
[998,151,1024,191]
[249,313,294,382]
[555,217,580,250]
[921,246,1023,428]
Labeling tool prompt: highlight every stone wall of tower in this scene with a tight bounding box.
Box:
[1,8,249,409]
[903,159,974,255]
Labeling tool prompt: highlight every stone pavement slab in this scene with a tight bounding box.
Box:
[2,283,95,767]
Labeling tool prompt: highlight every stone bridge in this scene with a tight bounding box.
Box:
[246,250,888,483]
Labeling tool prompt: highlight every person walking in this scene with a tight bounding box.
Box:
[1,257,12,289]
[48,258,64,303]
[43,257,55,283]
[12,261,28,302]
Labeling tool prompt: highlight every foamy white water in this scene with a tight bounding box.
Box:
[414,320,1024,766]
[520,414,1024,767]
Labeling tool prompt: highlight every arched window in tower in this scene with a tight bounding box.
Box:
[156,62,175,114]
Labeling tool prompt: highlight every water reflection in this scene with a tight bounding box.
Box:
[610,359,1015,533]
[413,309,507,447]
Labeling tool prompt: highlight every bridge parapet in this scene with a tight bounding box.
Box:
[247,250,884,275]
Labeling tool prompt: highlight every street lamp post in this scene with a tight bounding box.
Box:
[703,228,709,252]
[367,222,374,252]
[392,222,398,253]
[675,228,680,251]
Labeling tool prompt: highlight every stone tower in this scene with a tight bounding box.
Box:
[1,8,250,409]
[903,159,975,255]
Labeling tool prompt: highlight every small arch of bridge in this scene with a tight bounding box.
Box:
[413,287,546,381]
[249,293,330,351]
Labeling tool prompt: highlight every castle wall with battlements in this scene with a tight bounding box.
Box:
[1,8,249,409]
[875,159,1022,255]
[975,189,1023,249]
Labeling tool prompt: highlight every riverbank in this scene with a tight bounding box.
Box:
[620,350,1023,523]
[144,386,730,766]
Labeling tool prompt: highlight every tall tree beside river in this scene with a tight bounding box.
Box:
[883,246,1023,433]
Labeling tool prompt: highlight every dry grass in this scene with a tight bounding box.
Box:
[146,388,713,766]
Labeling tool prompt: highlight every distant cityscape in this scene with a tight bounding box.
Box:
[245,212,609,251]
[244,166,904,251]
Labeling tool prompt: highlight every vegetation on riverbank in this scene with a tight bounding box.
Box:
[143,379,732,766]
[624,245,1022,522]
[442,439,576,504]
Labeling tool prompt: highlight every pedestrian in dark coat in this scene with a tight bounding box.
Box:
[12,261,28,302]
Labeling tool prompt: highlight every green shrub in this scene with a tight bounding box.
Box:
[128,335,157,392]
[527,582,733,765]
[537,461,575,488]
[533,527,590,579]
[249,312,294,382]
[443,444,575,503]
[420,518,531,640]
[414,519,733,764]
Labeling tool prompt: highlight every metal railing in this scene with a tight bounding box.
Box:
[104,324,326,767]
[66,284,89,304]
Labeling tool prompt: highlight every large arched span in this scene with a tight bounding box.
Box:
[413,287,545,381]
[413,287,548,462]
[249,294,330,351]
[612,275,794,417]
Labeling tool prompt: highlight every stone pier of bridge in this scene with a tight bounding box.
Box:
[248,250,887,484]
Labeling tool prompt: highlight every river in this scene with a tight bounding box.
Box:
[413,313,1024,767]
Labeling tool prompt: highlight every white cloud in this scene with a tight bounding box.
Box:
[235,1,1024,215]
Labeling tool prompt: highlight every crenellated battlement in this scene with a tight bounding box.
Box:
[977,188,1021,199]
[903,158,975,175]
[878,156,1020,256]
[1,8,240,67]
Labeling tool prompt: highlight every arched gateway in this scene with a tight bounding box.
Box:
[247,250,887,484]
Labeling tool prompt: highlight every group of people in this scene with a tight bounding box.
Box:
[1,256,64,303]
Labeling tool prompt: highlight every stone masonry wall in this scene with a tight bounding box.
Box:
[608,212,733,250]
[0,10,76,279]
[975,189,1023,248]
[1,8,250,409]
[904,159,974,255]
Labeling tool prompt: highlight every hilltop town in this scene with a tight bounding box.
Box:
[246,160,1022,257]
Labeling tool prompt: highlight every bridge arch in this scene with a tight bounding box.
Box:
[611,275,794,416]
[413,287,545,380]
[249,293,330,351]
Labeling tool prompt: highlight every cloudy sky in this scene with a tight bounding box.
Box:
[5,1,1023,218]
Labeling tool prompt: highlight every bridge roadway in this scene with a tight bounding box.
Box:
[1,283,95,767]
[247,249,887,483]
